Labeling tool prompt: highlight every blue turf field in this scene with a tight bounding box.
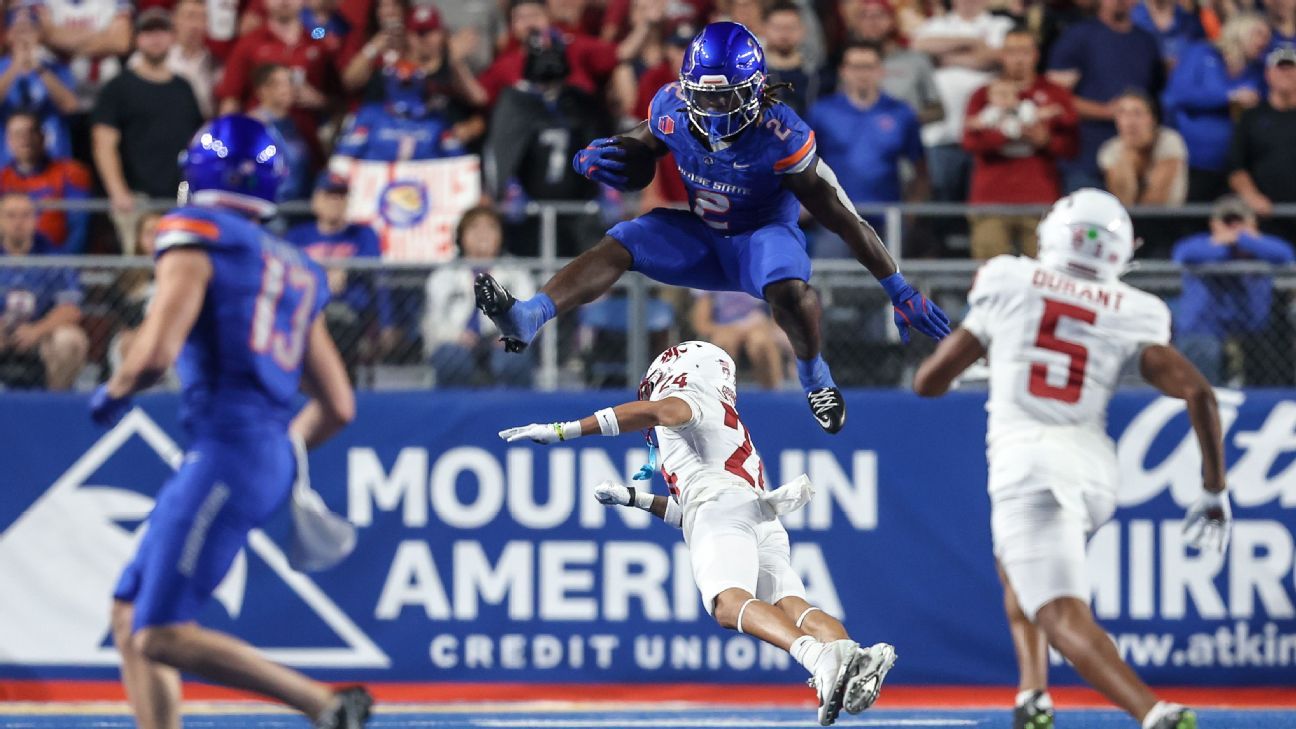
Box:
[0,707,1290,728]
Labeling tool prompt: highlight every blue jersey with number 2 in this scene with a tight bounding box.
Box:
[154,205,329,436]
[647,82,818,236]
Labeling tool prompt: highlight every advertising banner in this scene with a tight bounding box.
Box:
[0,390,1291,685]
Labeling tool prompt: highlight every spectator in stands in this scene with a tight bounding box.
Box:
[764,1,825,114]
[1132,0,1205,67]
[963,27,1078,259]
[249,64,312,201]
[484,29,610,256]
[32,0,131,122]
[807,40,926,258]
[1267,0,1296,51]
[0,192,86,390]
[0,10,79,170]
[92,10,203,254]
[91,9,204,255]
[477,0,656,111]
[691,291,789,389]
[216,0,337,161]
[1229,47,1296,240]
[1172,195,1294,385]
[285,172,397,381]
[911,0,1014,203]
[633,21,692,210]
[1098,90,1188,206]
[839,0,943,124]
[1162,14,1268,202]
[1046,0,1163,193]
[428,0,508,72]
[423,205,535,387]
[163,0,218,118]
[602,0,711,42]
[0,111,90,254]
[340,0,410,80]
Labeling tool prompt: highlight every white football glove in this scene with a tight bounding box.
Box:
[1182,491,1232,554]
[594,480,632,507]
[499,423,564,444]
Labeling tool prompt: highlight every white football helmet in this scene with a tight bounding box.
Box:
[1037,188,1135,281]
[639,341,737,404]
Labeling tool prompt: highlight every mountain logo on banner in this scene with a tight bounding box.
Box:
[0,409,389,668]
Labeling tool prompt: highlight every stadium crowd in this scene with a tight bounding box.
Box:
[1,0,1295,390]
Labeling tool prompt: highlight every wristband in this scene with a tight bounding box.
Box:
[555,421,583,441]
[594,408,620,436]
[879,272,908,301]
[625,486,655,510]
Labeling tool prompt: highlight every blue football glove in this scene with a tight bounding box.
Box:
[89,384,132,428]
[880,272,952,344]
[572,137,629,189]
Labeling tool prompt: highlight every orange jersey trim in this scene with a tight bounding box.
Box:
[157,217,220,241]
[773,131,816,173]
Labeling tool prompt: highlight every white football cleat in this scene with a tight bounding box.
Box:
[844,642,898,714]
[807,639,863,726]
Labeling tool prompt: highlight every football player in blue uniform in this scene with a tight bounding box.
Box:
[89,116,371,729]
[475,21,950,434]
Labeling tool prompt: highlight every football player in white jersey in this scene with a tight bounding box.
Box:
[499,341,896,727]
[913,189,1231,729]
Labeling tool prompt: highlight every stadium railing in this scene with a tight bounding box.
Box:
[7,199,1296,392]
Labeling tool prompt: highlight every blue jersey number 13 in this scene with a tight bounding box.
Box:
[250,254,317,371]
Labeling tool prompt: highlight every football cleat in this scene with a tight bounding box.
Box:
[474,272,527,353]
[1147,704,1197,729]
[315,686,373,729]
[807,639,863,726]
[843,642,897,714]
[1013,690,1054,729]
[807,387,846,434]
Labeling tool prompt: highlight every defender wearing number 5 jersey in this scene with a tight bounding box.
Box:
[475,21,950,435]
[88,116,372,729]
[914,189,1229,729]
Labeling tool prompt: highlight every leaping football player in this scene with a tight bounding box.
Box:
[499,340,897,726]
[89,116,372,729]
[914,189,1230,729]
[475,21,950,434]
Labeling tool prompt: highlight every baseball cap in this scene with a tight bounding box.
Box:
[314,171,349,194]
[1267,47,1296,68]
[406,5,441,33]
[135,7,173,33]
[1211,195,1253,222]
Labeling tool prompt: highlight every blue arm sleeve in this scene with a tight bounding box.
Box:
[1236,233,1296,264]
[1172,234,1231,263]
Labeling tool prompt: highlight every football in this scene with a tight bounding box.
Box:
[614,136,657,192]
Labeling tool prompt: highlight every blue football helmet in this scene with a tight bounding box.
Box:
[179,114,288,217]
[679,21,766,145]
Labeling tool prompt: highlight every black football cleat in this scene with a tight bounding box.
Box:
[1012,690,1054,729]
[473,272,527,353]
[315,686,373,729]
[808,387,846,434]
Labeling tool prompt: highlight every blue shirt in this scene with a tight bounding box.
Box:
[153,205,330,436]
[1172,231,1294,334]
[1162,42,1265,172]
[334,103,462,162]
[263,115,312,202]
[0,57,75,168]
[283,221,393,327]
[0,237,80,325]
[647,82,818,235]
[1131,2,1204,65]
[806,93,923,204]
[1048,19,1162,176]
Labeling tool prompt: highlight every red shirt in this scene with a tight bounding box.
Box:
[635,62,687,204]
[0,159,90,249]
[602,0,712,40]
[478,34,619,105]
[215,24,339,146]
[963,77,1078,204]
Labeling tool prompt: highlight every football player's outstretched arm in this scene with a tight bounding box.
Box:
[99,249,211,404]
[292,315,356,450]
[498,396,693,444]
[594,481,682,528]
[913,329,986,397]
[783,160,952,343]
[1140,344,1232,553]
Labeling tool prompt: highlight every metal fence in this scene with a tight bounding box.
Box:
[4,253,1295,393]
